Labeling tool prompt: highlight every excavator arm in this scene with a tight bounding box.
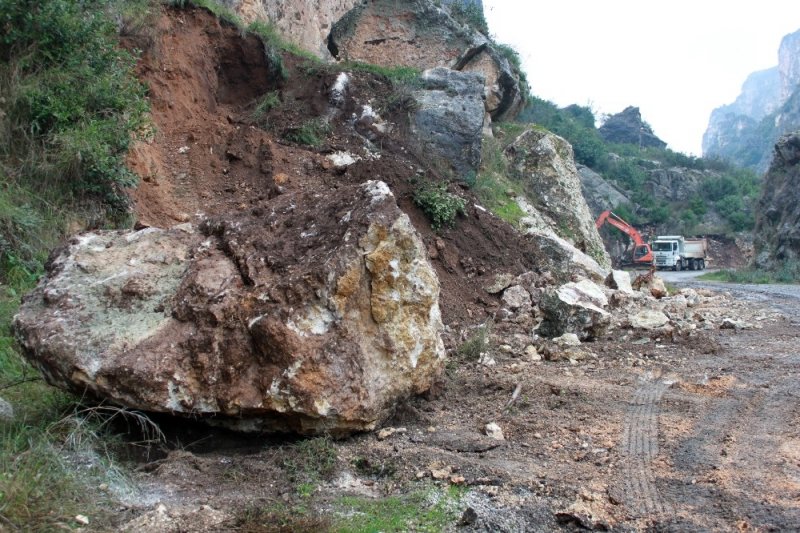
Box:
[595,210,653,264]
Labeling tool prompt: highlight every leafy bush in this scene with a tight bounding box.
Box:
[1,0,148,205]
[413,183,466,230]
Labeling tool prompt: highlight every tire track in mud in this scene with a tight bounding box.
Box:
[620,376,674,517]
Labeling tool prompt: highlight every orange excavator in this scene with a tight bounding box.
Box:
[595,210,653,266]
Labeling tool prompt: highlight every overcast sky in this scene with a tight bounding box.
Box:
[483,1,800,156]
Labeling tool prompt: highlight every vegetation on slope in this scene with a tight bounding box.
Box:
[0,0,155,528]
[517,96,762,235]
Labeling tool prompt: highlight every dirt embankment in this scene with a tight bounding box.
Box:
[125,6,543,329]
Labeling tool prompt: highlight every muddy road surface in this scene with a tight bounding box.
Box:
[635,275,800,531]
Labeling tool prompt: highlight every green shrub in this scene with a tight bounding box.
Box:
[333,485,466,532]
[456,322,491,360]
[413,183,466,230]
[252,91,281,122]
[284,119,330,146]
[282,437,338,483]
[0,0,149,273]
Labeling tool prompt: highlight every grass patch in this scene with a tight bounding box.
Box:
[282,436,338,484]
[698,263,800,284]
[342,62,420,85]
[252,90,281,123]
[333,485,466,532]
[455,322,492,361]
[234,502,331,533]
[472,136,526,227]
[283,118,331,147]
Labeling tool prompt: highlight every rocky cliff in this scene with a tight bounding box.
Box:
[753,132,800,269]
[598,106,666,149]
[703,29,800,172]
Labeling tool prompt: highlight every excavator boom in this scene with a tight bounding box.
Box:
[595,210,653,265]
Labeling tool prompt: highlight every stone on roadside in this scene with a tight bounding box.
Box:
[629,309,670,330]
[501,285,531,310]
[0,396,13,423]
[538,280,611,340]
[605,270,633,294]
[485,273,515,294]
[485,422,505,441]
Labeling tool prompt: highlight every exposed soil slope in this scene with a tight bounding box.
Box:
[126,6,544,328]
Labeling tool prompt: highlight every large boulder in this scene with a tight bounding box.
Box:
[524,232,609,284]
[538,280,611,340]
[328,0,522,121]
[753,132,800,269]
[505,128,611,268]
[14,181,445,435]
[412,67,486,181]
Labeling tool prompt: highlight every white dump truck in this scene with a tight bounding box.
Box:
[652,235,708,271]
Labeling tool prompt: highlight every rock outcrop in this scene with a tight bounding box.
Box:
[753,132,800,269]
[222,0,362,58]
[644,166,705,202]
[328,0,522,121]
[598,106,666,149]
[504,129,611,268]
[577,164,630,217]
[412,67,485,180]
[703,29,800,172]
[13,182,445,435]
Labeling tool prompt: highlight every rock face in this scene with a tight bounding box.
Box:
[753,132,800,269]
[703,29,800,172]
[598,106,666,149]
[644,166,705,202]
[13,181,445,435]
[577,164,629,217]
[504,128,611,268]
[412,67,486,180]
[328,0,522,121]
[222,0,362,58]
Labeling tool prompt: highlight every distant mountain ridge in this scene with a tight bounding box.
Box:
[702,28,800,172]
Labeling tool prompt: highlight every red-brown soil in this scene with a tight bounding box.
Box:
[125,6,543,328]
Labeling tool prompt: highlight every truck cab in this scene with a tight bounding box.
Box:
[652,235,708,271]
[653,238,682,270]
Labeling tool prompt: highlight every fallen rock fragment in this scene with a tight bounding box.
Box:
[14,181,445,435]
[485,422,505,441]
[629,309,670,330]
[605,269,633,294]
[538,280,611,340]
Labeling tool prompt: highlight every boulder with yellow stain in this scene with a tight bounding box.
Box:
[14,181,444,435]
